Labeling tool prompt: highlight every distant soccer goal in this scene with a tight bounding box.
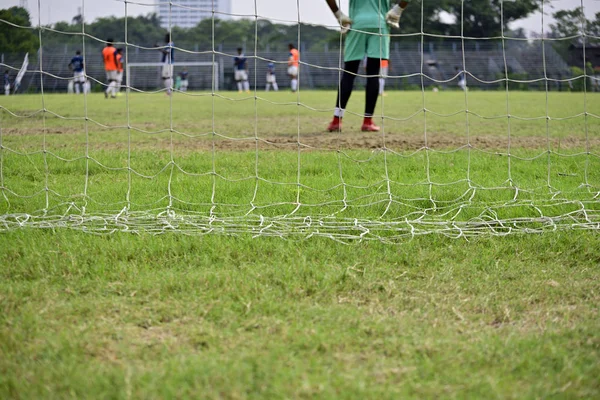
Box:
[126,62,221,92]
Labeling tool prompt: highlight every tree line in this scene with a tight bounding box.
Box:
[0,2,598,60]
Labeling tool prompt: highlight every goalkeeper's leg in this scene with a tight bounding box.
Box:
[335,60,361,110]
[362,57,381,131]
[327,60,360,132]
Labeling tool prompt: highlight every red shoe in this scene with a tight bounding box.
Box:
[327,118,342,132]
[361,121,380,132]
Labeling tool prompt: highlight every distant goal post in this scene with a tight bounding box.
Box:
[125,62,221,92]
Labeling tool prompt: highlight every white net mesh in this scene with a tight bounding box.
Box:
[0,0,599,242]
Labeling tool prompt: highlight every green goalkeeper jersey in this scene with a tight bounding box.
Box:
[349,0,391,32]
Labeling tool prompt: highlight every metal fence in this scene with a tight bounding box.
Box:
[1,41,574,93]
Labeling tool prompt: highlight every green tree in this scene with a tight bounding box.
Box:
[548,8,600,63]
[386,0,541,48]
[549,7,585,38]
[438,0,541,37]
[0,7,39,54]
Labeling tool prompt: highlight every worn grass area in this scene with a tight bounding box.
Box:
[0,91,599,398]
[1,91,600,150]
[1,231,599,398]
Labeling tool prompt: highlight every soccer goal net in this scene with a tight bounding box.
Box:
[0,0,598,241]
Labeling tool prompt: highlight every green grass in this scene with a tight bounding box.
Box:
[1,231,599,399]
[0,90,599,398]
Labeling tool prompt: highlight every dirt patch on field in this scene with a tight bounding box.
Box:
[250,133,597,151]
[3,126,85,136]
[4,128,599,152]
[146,132,600,152]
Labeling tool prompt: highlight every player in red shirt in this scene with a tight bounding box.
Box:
[115,48,124,95]
[379,59,389,96]
[102,39,118,98]
[287,44,299,92]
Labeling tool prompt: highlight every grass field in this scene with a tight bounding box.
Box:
[1,90,600,398]
[1,91,599,235]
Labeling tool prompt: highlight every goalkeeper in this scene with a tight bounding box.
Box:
[326,0,409,132]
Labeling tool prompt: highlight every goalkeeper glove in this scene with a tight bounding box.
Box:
[334,10,352,34]
[386,5,404,29]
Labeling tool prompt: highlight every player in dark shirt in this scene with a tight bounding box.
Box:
[157,34,175,95]
[265,62,278,92]
[234,48,249,93]
[69,50,85,94]
[179,68,189,92]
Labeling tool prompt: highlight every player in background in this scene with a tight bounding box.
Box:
[102,39,118,98]
[363,56,390,96]
[4,70,10,96]
[287,44,299,92]
[158,34,174,95]
[179,68,189,92]
[234,48,250,93]
[115,48,124,95]
[69,50,85,94]
[156,34,175,96]
[456,66,467,91]
[379,59,389,96]
[265,62,278,92]
[326,0,409,132]
[102,39,119,98]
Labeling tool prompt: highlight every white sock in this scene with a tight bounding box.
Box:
[334,107,344,118]
[243,81,250,91]
[266,84,270,92]
[237,82,242,91]
[291,79,298,91]
[273,82,278,91]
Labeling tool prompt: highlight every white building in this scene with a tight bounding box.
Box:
[157,0,232,29]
